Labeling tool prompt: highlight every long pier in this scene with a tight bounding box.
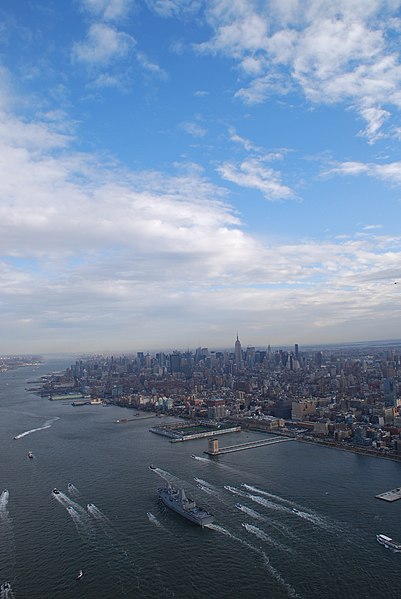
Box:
[204,436,293,455]
[375,487,401,502]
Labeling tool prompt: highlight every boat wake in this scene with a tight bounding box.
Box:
[0,582,15,599]
[0,491,10,522]
[194,478,215,489]
[191,455,209,462]
[245,492,291,515]
[14,417,60,439]
[242,484,298,508]
[147,512,165,529]
[235,503,265,521]
[242,523,294,554]
[0,492,16,588]
[87,503,111,523]
[206,523,299,598]
[67,483,80,497]
[52,491,87,516]
[149,467,187,490]
[66,507,95,542]
[242,484,338,533]
[224,485,248,498]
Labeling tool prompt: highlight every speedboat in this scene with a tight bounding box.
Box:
[52,488,60,495]
[292,508,301,514]
[76,569,84,580]
[149,465,156,470]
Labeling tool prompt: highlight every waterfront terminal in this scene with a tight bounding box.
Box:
[149,421,240,442]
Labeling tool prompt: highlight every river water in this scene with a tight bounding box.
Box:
[1,356,401,599]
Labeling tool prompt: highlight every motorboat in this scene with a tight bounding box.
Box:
[377,534,401,551]
[52,488,60,495]
[76,569,84,580]
[149,465,156,470]
[28,451,34,459]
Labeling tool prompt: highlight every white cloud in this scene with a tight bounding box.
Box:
[180,121,207,137]
[145,0,202,18]
[1,102,401,350]
[192,0,401,140]
[79,0,134,21]
[217,157,295,200]
[136,51,166,78]
[72,23,135,66]
[324,160,401,185]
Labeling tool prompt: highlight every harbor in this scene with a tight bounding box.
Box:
[204,436,294,455]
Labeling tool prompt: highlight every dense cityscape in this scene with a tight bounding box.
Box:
[26,337,401,461]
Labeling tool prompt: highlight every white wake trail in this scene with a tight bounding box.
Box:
[242,523,294,554]
[207,523,299,598]
[242,484,298,508]
[235,503,265,521]
[14,417,60,439]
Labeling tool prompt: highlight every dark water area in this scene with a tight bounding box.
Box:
[1,356,401,598]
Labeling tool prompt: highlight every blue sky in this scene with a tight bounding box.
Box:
[1,0,401,354]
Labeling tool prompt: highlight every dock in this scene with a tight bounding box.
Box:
[204,436,293,455]
[375,487,401,502]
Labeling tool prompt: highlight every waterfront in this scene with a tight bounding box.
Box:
[1,357,401,598]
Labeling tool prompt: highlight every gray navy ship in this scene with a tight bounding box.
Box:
[158,484,214,527]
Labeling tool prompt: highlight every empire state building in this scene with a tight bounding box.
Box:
[234,334,242,365]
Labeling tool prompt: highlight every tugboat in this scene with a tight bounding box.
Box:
[158,484,214,527]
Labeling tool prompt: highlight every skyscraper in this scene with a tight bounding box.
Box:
[234,334,242,366]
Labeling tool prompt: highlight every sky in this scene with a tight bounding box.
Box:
[1,0,401,354]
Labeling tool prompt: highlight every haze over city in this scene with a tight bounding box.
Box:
[1,0,401,354]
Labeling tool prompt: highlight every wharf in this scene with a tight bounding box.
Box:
[114,415,158,423]
[375,487,401,502]
[205,436,293,455]
[150,422,241,442]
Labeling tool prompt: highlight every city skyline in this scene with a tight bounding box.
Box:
[1,0,401,353]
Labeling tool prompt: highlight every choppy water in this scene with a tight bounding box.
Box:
[1,357,401,598]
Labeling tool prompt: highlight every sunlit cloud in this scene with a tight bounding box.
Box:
[72,23,135,66]
[217,158,295,200]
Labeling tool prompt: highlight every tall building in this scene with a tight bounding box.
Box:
[234,334,242,366]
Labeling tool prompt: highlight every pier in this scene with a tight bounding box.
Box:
[204,436,294,455]
[375,487,401,502]
[150,422,241,442]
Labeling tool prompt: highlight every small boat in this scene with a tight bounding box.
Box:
[52,488,60,495]
[76,569,84,580]
[28,451,34,459]
[377,534,401,551]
